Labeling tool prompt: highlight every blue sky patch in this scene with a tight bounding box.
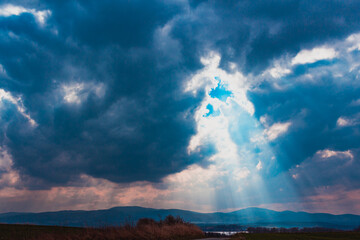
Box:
[209,78,232,102]
[203,104,220,117]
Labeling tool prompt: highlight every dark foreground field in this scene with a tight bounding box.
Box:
[0,216,204,240]
[232,232,360,240]
[1,223,360,240]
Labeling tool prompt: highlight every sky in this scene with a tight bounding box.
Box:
[1,0,360,215]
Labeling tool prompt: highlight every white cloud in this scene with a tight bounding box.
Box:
[337,115,360,127]
[0,4,28,16]
[185,51,254,115]
[186,52,253,160]
[0,4,51,25]
[233,167,250,180]
[259,115,270,127]
[63,83,85,104]
[346,33,360,52]
[316,149,354,161]
[337,117,351,127]
[267,64,291,78]
[291,47,337,65]
[264,121,291,141]
[182,52,265,207]
[166,164,224,187]
[0,88,37,126]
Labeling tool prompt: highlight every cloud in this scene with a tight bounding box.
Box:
[258,187,360,214]
[288,148,359,192]
[0,88,36,126]
[0,174,173,212]
[264,121,292,141]
[0,4,51,25]
[62,82,105,104]
[317,149,354,160]
[268,64,291,78]
[0,0,215,188]
[0,148,21,189]
[233,167,250,180]
[1,0,360,213]
[337,115,360,127]
[346,33,360,52]
[248,33,360,173]
[291,47,337,65]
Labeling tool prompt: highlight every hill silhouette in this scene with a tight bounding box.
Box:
[0,206,359,230]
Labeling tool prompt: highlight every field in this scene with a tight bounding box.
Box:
[232,232,360,240]
[0,224,84,240]
[1,223,360,240]
[0,216,204,240]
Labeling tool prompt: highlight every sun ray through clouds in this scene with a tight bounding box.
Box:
[176,51,300,214]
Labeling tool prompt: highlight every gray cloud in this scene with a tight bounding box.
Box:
[1,0,360,191]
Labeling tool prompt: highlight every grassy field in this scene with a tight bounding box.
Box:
[1,223,360,240]
[0,216,204,240]
[0,224,85,240]
[232,232,360,240]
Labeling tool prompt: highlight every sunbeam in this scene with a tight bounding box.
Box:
[181,52,301,213]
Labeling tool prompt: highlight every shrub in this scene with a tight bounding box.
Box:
[136,218,157,227]
[163,215,185,225]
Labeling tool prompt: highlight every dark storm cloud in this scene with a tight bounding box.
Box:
[0,0,214,188]
[293,148,360,191]
[180,0,360,185]
[248,68,360,174]
[47,0,180,48]
[2,0,360,189]
[182,0,360,73]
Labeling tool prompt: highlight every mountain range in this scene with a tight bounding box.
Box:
[1,206,359,230]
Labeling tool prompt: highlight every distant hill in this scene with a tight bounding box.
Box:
[0,206,359,230]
